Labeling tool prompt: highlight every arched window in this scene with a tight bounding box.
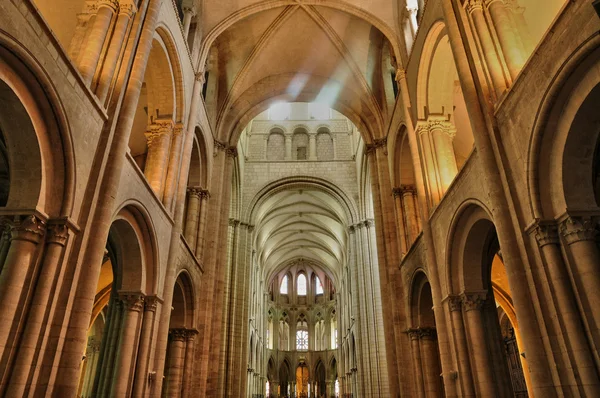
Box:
[280,275,289,294]
[296,317,308,350]
[297,274,307,296]
[315,276,324,295]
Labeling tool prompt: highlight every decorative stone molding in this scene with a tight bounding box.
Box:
[395,68,407,82]
[145,296,161,312]
[7,215,46,244]
[170,328,188,342]
[466,0,484,14]
[348,225,356,234]
[392,187,403,198]
[461,292,487,312]
[182,6,197,16]
[532,222,559,248]
[121,294,145,312]
[145,119,175,148]
[406,328,421,340]
[213,139,237,158]
[416,119,456,139]
[173,123,185,137]
[400,184,417,196]
[363,219,374,228]
[559,216,598,244]
[448,296,462,312]
[185,329,199,341]
[229,218,240,227]
[118,0,137,17]
[187,187,203,197]
[46,222,69,246]
[98,0,119,12]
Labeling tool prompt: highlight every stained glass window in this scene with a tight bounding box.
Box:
[316,276,324,295]
[280,275,288,294]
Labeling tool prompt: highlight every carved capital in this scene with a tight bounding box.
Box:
[145,119,174,148]
[187,186,203,198]
[46,222,69,246]
[419,327,437,340]
[144,296,161,312]
[98,0,119,12]
[363,219,374,228]
[466,0,484,14]
[7,215,46,244]
[461,292,487,312]
[185,328,199,341]
[407,328,421,340]
[428,119,457,139]
[121,294,144,312]
[533,222,559,248]
[365,137,388,155]
[395,68,407,82]
[173,123,185,137]
[118,0,137,17]
[560,216,598,244]
[182,6,197,16]
[226,146,238,158]
[229,218,240,227]
[400,184,417,196]
[170,328,187,342]
[348,225,356,234]
[447,295,462,312]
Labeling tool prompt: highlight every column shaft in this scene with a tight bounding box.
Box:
[401,186,419,244]
[409,330,426,398]
[184,189,201,251]
[463,294,495,397]
[467,0,507,96]
[166,329,186,396]
[430,122,458,194]
[144,119,174,199]
[284,135,292,160]
[448,298,475,397]
[195,192,209,256]
[132,297,159,398]
[309,134,317,160]
[420,330,442,398]
[182,331,197,397]
[486,0,525,79]
[112,295,143,396]
[392,190,408,255]
[79,1,116,85]
[182,8,195,38]
[164,124,185,210]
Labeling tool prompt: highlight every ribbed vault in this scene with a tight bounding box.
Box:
[249,180,356,283]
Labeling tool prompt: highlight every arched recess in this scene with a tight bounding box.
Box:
[531,44,600,219]
[416,21,474,205]
[316,127,334,161]
[409,271,444,397]
[315,360,327,396]
[162,271,198,396]
[0,43,73,217]
[129,28,184,201]
[447,203,529,397]
[292,127,309,160]
[279,359,291,396]
[77,205,157,397]
[267,127,285,160]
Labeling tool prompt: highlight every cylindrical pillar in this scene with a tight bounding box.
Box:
[166,329,186,396]
[448,296,475,397]
[96,297,124,397]
[182,329,198,397]
[195,190,210,257]
[417,122,441,206]
[0,215,45,359]
[164,124,185,210]
[309,133,317,160]
[132,296,159,398]
[112,294,144,396]
[401,185,419,244]
[485,0,526,79]
[392,188,408,255]
[184,187,202,250]
[182,7,196,38]
[144,119,174,198]
[408,329,425,398]
[95,0,137,102]
[79,0,117,85]
[6,222,68,396]
[285,134,292,160]
[420,328,442,398]
[462,293,495,397]
[430,121,458,194]
[466,0,507,96]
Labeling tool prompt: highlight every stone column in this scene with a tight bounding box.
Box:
[0,215,45,359]
[408,329,425,398]
[416,122,442,207]
[164,123,186,210]
[462,293,495,397]
[96,297,124,397]
[504,0,533,55]
[195,190,210,257]
[6,222,68,396]
[466,0,507,96]
[429,120,458,194]
[392,188,409,256]
[95,0,137,102]
[400,185,419,244]
[184,187,202,250]
[132,296,160,398]
[112,294,144,396]
[309,133,317,160]
[533,223,600,393]
[420,328,442,398]
[79,0,118,85]
[447,296,475,397]
[485,0,526,79]
[166,328,187,396]
[82,338,101,397]
[285,134,293,160]
[560,216,600,368]
[144,119,174,199]
[182,329,198,397]
[182,6,196,38]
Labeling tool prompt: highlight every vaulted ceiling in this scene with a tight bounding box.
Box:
[200,1,403,145]
[252,186,350,284]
